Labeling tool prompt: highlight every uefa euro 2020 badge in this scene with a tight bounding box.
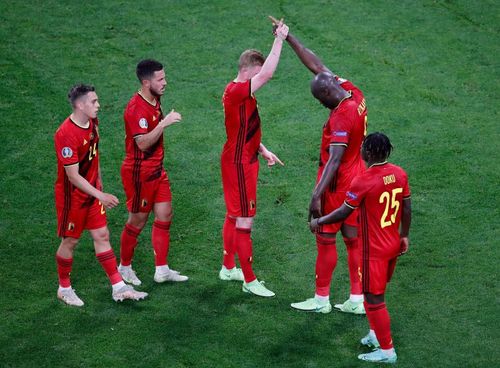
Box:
[139,118,148,129]
[61,147,73,158]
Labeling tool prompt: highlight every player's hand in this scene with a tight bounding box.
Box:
[308,196,322,221]
[98,192,119,209]
[161,109,182,128]
[269,16,288,40]
[309,217,321,233]
[260,148,284,168]
[399,237,409,256]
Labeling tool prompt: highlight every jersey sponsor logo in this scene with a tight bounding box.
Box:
[347,191,358,200]
[333,131,348,137]
[139,118,148,129]
[61,147,73,158]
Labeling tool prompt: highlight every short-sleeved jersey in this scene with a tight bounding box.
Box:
[344,162,411,260]
[221,80,262,164]
[318,78,367,192]
[123,93,164,170]
[54,117,100,206]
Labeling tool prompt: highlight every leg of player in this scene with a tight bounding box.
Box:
[334,224,365,315]
[219,214,244,281]
[118,212,148,286]
[237,217,275,298]
[358,292,397,364]
[152,201,188,283]
[90,226,148,302]
[56,237,84,307]
[291,233,335,313]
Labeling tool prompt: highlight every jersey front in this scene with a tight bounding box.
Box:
[123,93,164,171]
[54,117,100,207]
[221,80,262,164]
[318,78,367,192]
[345,162,411,260]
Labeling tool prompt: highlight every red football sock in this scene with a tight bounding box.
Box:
[365,301,393,349]
[315,235,338,297]
[235,227,256,283]
[120,224,141,266]
[152,220,171,266]
[344,237,362,295]
[56,254,73,288]
[96,249,122,285]
[222,215,236,269]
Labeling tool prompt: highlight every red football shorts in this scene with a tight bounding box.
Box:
[56,198,107,238]
[360,257,398,295]
[221,160,258,217]
[121,167,172,213]
[319,191,358,233]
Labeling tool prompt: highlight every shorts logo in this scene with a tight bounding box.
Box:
[249,200,256,210]
[67,222,75,231]
[347,191,358,200]
[61,147,73,158]
[141,199,148,207]
[333,131,348,137]
[139,118,148,129]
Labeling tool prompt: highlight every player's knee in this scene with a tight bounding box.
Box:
[61,237,79,251]
[91,227,110,242]
[128,213,148,229]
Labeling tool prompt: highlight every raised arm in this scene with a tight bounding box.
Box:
[250,22,289,94]
[269,15,332,76]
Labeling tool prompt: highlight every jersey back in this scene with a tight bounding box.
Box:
[318,78,367,191]
[221,80,262,164]
[345,163,411,259]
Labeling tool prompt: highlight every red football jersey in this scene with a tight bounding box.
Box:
[123,93,164,169]
[317,78,367,192]
[54,117,100,206]
[344,162,411,260]
[221,80,262,164]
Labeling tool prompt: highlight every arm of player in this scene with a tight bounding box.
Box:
[278,26,333,76]
[135,109,182,152]
[259,143,284,167]
[64,164,119,209]
[250,22,289,94]
[309,145,345,219]
[399,198,412,255]
[310,203,353,233]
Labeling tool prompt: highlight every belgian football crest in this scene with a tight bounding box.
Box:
[249,200,256,210]
[67,222,75,231]
[141,199,148,207]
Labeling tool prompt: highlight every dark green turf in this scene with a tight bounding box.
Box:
[0,1,498,367]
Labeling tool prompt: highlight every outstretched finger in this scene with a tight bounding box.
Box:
[274,155,285,166]
[268,15,280,24]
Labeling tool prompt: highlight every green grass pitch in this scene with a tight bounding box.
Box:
[0,1,498,367]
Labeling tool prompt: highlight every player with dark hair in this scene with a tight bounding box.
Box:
[54,84,148,306]
[270,16,367,313]
[118,59,188,285]
[310,132,412,364]
[219,21,289,297]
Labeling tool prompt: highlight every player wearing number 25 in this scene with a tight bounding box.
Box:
[310,132,412,364]
[54,84,147,307]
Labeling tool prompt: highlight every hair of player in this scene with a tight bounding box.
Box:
[68,84,95,107]
[363,132,393,162]
[239,49,265,70]
[136,59,164,82]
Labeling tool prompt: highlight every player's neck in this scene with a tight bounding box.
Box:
[138,88,157,106]
[70,112,90,128]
